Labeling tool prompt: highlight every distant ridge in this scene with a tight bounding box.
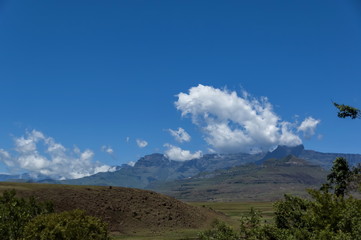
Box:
[259,144,361,169]
[7,145,361,192]
[60,151,264,188]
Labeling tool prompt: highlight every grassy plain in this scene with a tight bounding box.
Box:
[189,201,274,222]
[112,229,200,240]
[113,201,275,240]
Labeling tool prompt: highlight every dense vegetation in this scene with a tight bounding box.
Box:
[199,157,361,240]
[0,189,53,240]
[0,190,110,240]
[23,209,110,240]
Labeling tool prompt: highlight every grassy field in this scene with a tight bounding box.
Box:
[189,201,274,222]
[113,201,275,240]
[112,229,200,240]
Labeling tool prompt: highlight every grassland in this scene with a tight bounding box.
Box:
[113,201,275,240]
[189,201,274,222]
[112,229,201,240]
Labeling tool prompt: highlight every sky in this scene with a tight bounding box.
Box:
[0,0,361,179]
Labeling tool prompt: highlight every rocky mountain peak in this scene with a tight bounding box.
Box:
[135,153,170,167]
[258,144,305,163]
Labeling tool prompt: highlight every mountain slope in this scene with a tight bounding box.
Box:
[149,155,328,202]
[61,152,265,188]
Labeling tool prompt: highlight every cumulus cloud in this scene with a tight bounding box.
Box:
[101,145,114,155]
[164,144,202,161]
[168,127,191,143]
[297,117,321,138]
[0,130,116,179]
[175,85,308,153]
[136,139,148,148]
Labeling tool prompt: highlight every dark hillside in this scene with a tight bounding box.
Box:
[0,182,222,234]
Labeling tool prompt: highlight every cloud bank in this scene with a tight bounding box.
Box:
[175,85,319,153]
[0,130,116,179]
[164,144,202,161]
[168,127,191,143]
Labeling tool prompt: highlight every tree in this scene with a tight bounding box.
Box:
[333,102,361,191]
[333,102,360,119]
[327,157,352,197]
[0,190,53,240]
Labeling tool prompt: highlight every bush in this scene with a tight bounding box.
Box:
[273,189,361,239]
[0,189,53,240]
[198,220,239,240]
[23,209,110,240]
[198,189,361,240]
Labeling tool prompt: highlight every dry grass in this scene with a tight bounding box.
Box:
[0,182,222,235]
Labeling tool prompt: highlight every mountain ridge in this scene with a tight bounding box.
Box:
[8,145,361,193]
[149,154,329,201]
[59,151,264,188]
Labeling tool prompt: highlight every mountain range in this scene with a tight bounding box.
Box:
[5,144,361,201]
[150,155,329,201]
[0,173,51,182]
[56,144,361,189]
[59,151,265,188]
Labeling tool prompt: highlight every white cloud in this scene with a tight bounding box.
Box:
[101,145,114,155]
[175,85,307,153]
[164,144,202,161]
[168,127,191,143]
[297,117,321,138]
[136,139,148,148]
[0,130,115,179]
[125,137,130,143]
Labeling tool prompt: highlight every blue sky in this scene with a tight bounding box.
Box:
[0,0,361,178]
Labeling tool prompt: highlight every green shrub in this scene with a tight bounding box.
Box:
[198,220,239,240]
[23,209,110,240]
[0,189,53,240]
[271,188,361,240]
[198,188,361,240]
